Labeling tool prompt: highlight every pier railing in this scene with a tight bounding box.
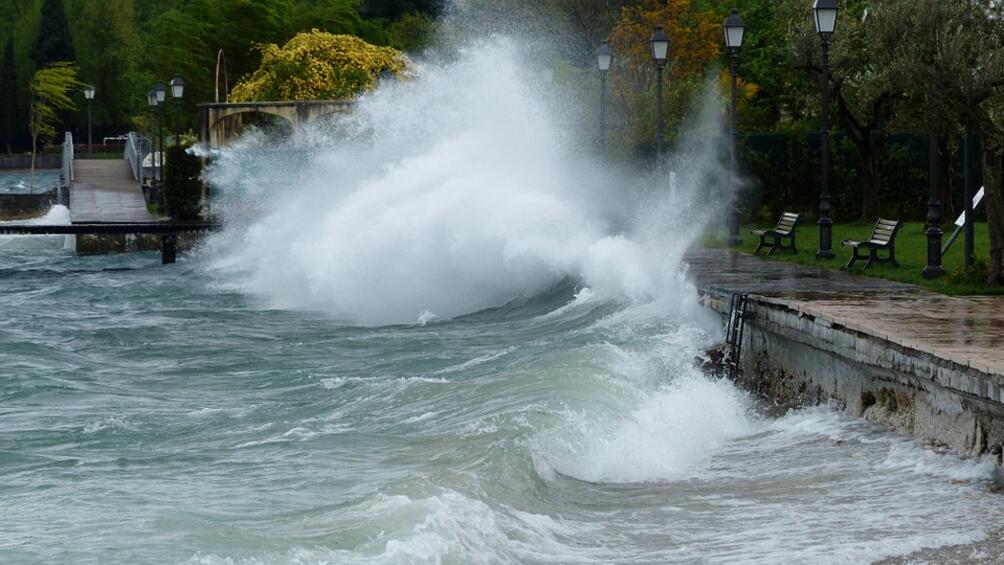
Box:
[59,132,74,206]
[125,131,151,187]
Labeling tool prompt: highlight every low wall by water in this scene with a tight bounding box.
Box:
[703,290,1004,463]
[0,155,61,169]
[0,188,58,219]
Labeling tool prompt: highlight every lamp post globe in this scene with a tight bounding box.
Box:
[595,42,612,153]
[595,42,612,72]
[813,0,839,35]
[723,9,745,247]
[170,74,185,144]
[724,8,745,48]
[83,85,96,157]
[650,26,670,158]
[154,82,167,104]
[650,26,669,62]
[170,75,185,99]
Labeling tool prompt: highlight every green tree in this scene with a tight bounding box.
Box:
[0,37,17,153]
[163,142,202,219]
[881,0,1004,284]
[69,0,141,134]
[27,61,80,188]
[30,0,74,67]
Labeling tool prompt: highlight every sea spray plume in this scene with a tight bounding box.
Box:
[201,27,732,325]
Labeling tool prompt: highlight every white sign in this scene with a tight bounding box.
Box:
[955,186,985,227]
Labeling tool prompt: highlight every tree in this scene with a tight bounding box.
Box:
[785,0,898,220]
[882,0,1004,284]
[607,0,721,155]
[164,142,202,219]
[230,30,406,101]
[70,0,141,137]
[27,62,79,188]
[30,0,74,67]
[0,37,17,154]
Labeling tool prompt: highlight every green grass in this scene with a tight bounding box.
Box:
[705,221,1003,295]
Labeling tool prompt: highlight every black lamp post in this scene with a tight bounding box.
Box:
[813,0,838,260]
[83,85,95,157]
[650,26,669,158]
[923,131,944,279]
[154,82,166,182]
[147,88,160,183]
[963,124,976,270]
[724,9,745,247]
[595,42,612,153]
[170,74,184,144]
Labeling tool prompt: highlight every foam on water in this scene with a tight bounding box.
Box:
[0,6,998,565]
[204,37,721,326]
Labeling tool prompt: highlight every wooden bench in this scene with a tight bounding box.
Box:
[751,212,800,255]
[841,218,903,269]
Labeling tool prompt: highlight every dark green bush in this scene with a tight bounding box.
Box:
[163,142,202,220]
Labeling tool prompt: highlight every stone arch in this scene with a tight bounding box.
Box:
[198,101,356,148]
[208,109,296,147]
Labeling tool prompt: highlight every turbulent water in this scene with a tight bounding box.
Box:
[2,24,1004,565]
[0,171,59,194]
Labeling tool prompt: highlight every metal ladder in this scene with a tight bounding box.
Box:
[725,293,750,378]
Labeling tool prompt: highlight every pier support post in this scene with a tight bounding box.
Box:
[161,233,177,264]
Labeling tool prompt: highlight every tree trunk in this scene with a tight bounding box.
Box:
[854,132,884,220]
[29,136,37,193]
[985,146,1004,286]
[939,137,956,220]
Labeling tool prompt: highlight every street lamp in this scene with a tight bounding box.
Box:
[595,42,612,153]
[170,74,184,144]
[83,85,95,157]
[154,82,166,184]
[148,87,161,184]
[924,132,944,279]
[724,9,745,247]
[650,26,669,157]
[813,0,838,260]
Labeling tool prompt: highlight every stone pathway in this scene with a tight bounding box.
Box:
[685,249,1004,377]
[70,159,162,223]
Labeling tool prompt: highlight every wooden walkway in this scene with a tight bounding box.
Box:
[70,159,163,222]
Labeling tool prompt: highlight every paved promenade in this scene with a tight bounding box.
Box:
[685,249,1004,377]
[70,159,161,223]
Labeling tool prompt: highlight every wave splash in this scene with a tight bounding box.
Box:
[203,38,727,326]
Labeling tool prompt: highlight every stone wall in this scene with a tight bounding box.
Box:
[704,291,1004,463]
[0,188,57,219]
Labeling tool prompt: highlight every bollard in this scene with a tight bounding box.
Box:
[161,233,177,264]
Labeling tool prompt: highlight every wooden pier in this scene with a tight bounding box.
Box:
[1,156,219,264]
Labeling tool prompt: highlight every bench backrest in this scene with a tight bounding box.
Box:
[869,218,902,244]
[774,212,799,235]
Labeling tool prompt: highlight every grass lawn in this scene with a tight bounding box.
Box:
[705,221,1003,296]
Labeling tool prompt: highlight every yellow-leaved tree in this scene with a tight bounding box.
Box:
[231,30,407,102]
[607,0,721,153]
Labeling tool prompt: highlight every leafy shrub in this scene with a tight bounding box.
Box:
[230,30,407,101]
[163,142,202,220]
[947,258,989,284]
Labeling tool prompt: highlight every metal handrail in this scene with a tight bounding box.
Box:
[60,132,73,206]
[125,131,151,186]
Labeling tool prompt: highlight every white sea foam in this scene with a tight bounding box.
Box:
[548,372,757,483]
[203,37,728,326]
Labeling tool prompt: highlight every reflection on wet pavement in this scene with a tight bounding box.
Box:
[686,249,1004,376]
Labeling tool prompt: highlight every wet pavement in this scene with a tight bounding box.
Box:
[71,159,162,223]
[685,249,1004,377]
